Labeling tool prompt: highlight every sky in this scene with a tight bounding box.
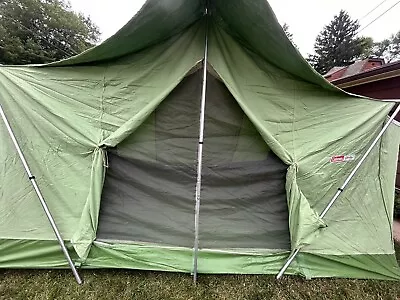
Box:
[69,0,400,57]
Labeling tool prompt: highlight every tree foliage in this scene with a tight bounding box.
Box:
[356,36,374,58]
[308,10,367,74]
[395,190,400,219]
[372,31,400,63]
[282,23,297,48]
[0,0,100,65]
[282,23,293,43]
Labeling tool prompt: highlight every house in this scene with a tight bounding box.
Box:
[324,57,386,82]
[325,59,400,190]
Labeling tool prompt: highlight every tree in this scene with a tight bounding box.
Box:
[355,36,374,58]
[373,31,400,63]
[0,0,100,65]
[373,39,391,58]
[282,23,297,48]
[308,10,367,74]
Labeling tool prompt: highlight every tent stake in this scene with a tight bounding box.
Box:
[0,102,83,285]
[276,103,400,280]
[192,6,209,284]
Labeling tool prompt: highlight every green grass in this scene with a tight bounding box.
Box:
[1,244,399,300]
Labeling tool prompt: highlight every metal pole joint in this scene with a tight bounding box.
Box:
[192,2,210,284]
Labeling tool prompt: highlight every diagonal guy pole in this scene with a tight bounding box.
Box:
[0,101,83,284]
[276,103,400,279]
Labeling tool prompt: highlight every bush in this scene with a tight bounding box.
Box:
[395,191,400,219]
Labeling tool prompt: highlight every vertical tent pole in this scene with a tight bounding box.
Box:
[0,102,83,285]
[192,5,209,284]
[276,103,400,279]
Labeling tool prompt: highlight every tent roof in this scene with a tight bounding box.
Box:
[49,0,337,91]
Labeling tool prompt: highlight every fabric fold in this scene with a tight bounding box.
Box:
[71,148,106,259]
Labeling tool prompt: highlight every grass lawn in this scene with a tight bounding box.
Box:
[1,244,399,300]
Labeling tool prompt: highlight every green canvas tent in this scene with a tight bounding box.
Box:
[1,0,400,282]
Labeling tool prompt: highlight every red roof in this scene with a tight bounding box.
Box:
[324,58,385,81]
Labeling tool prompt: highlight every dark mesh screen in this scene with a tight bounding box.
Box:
[97,69,290,250]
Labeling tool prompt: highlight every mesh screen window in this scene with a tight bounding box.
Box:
[97,69,290,250]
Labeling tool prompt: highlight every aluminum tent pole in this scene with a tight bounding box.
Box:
[192,6,209,284]
[0,102,83,285]
[276,103,400,279]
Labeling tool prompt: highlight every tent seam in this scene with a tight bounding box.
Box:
[292,85,296,162]
[99,64,109,144]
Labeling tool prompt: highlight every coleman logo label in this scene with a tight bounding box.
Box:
[330,155,355,163]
